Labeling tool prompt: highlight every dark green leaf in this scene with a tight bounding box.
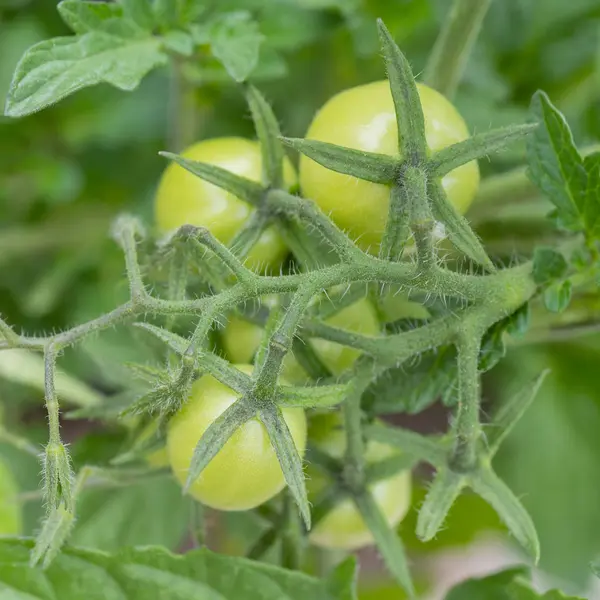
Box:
[478,320,507,372]
[210,12,263,82]
[444,567,583,599]
[353,490,414,595]
[159,152,264,206]
[527,91,587,232]
[260,405,310,529]
[376,20,427,163]
[5,33,166,117]
[430,124,537,177]
[543,280,572,313]
[583,152,600,238]
[281,137,398,184]
[325,557,358,600]
[532,247,568,284]
[0,539,356,599]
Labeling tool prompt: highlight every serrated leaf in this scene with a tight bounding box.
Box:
[5,33,166,117]
[470,467,540,562]
[159,151,264,206]
[184,399,255,492]
[543,280,572,313]
[353,490,414,595]
[260,406,310,529]
[486,370,549,457]
[57,0,123,34]
[210,12,263,82]
[532,247,568,284]
[417,469,465,542]
[246,85,285,188]
[430,124,537,177]
[376,20,427,162]
[527,91,587,232]
[281,137,398,184]
[584,152,600,238]
[1,539,356,599]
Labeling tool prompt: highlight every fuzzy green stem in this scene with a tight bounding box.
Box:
[450,333,482,472]
[424,0,493,98]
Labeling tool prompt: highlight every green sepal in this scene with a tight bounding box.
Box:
[377,19,427,163]
[353,489,414,596]
[429,124,538,177]
[259,405,311,529]
[30,504,75,568]
[416,469,465,541]
[470,466,540,563]
[281,137,399,184]
[159,152,264,207]
[184,399,256,493]
[428,180,495,271]
[245,85,285,188]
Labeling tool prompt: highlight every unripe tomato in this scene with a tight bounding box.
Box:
[167,365,307,511]
[155,137,296,272]
[307,413,412,550]
[0,458,22,536]
[222,296,380,382]
[300,81,480,252]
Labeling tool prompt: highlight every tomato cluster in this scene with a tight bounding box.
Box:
[154,82,479,549]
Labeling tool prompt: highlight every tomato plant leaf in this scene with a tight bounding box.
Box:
[121,0,157,31]
[159,152,264,206]
[543,280,572,313]
[486,370,549,457]
[209,12,263,83]
[416,469,465,541]
[376,19,427,163]
[527,91,587,232]
[259,405,310,529]
[4,33,167,117]
[470,466,540,563]
[162,30,194,56]
[353,489,414,596]
[245,85,285,188]
[428,180,495,271]
[429,123,538,177]
[532,247,568,284]
[184,398,256,493]
[57,0,124,35]
[444,567,584,599]
[0,539,357,599]
[281,137,399,184]
[583,152,600,238]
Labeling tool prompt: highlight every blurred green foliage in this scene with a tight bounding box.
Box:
[0,0,599,594]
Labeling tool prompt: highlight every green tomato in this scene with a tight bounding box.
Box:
[0,458,22,536]
[155,137,296,272]
[307,413,412,551]
[222,296,380,382]
[300,81,480,252]
[166,365,307,511]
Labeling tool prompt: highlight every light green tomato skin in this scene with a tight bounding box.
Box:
[155,137,296,272]
[300,80,480,253]
[166,365,307,511]
[222,297,380,383]
[0,458,22,536]
[307,413,412,551]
